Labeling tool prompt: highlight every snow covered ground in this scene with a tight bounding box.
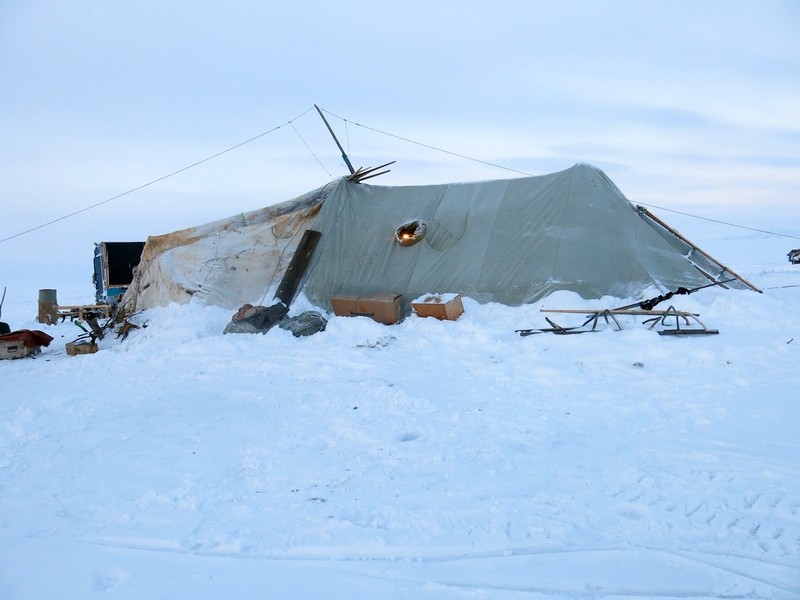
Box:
[1,229,799,599]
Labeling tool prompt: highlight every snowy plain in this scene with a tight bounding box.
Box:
[1,227,799,599]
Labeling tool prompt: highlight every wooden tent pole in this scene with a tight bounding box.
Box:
[314,105,355,175]
[637,206,762,293]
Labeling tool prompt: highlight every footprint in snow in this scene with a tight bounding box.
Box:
[91,567,127,593]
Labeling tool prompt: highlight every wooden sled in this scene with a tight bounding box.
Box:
[516,305,718,336]
[642,305,719,336]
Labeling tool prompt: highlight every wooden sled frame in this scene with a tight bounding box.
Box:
[516,306,718,336]
[642,305,719,336]
[58,304,112,322]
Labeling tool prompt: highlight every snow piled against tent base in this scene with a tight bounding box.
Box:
[1,267,799,599]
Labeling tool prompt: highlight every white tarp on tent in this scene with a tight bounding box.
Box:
[121,183,332,312]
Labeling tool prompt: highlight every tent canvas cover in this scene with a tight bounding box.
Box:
[121,163,755,315]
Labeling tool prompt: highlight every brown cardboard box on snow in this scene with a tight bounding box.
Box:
[330,293,403,325]
[411,293,464,321]
[65,341,99,356]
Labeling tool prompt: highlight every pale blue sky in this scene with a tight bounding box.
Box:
[1,0,798,289]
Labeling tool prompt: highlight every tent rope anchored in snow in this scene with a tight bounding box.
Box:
[119,163,759,315]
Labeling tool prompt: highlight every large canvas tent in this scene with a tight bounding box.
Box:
[120,163,757,314]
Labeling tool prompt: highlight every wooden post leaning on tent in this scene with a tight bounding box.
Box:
[274,229,322,307]
[635,206,762,293]
[314,104,355,175]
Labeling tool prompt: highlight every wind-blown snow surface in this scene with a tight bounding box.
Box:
[1,233,799,599]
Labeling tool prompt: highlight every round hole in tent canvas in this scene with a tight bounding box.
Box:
[395,219,427,246]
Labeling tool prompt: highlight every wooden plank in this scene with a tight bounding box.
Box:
[348,161,396,182]
[84,316,105,340]
[658,329,719,336]
[540,308,699,317]
[273,229,321,307]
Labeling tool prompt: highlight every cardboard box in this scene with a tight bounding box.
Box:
[330,293,403,325]
[65,341,99,356]
[411,293,464,321]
